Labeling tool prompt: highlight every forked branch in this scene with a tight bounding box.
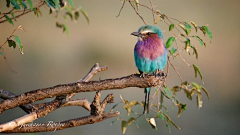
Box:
[0,63,167,133]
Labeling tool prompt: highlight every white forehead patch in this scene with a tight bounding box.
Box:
[140,30,153,34]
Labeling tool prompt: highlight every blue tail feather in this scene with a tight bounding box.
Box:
[144,87,151,113]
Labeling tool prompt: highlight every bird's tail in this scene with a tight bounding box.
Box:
[144,87,151,114]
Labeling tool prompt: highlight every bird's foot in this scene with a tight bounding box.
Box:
[153,69,167,77]
[153,69,161,77]
[140,72,147,78]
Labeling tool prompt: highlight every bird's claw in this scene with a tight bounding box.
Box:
[153,69,160,77]
[140,72,146,78]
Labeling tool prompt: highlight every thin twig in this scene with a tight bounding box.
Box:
[0,1,45,24]
[150,87,160,109]
[179,54,192,67]
[66,63,108,99]
[149,0,155,23]
[168,58,183,83]
[128,0,147,25]
[0,25,23,49]
[116,0,126,17]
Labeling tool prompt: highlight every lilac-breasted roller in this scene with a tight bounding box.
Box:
[131,25,167,113]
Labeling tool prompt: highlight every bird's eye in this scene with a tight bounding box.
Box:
[147,32,151,35]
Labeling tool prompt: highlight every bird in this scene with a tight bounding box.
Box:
[131,25,167,113]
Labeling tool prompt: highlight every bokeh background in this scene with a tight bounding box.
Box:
[0,0,240,134]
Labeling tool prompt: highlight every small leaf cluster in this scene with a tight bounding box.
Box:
[115,1,213,134]
[0,0,89,58]
[110,94,182,134]
[0,25,25,56]
[166,21,212,58]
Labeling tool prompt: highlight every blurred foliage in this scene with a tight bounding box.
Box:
[0,0,89,56]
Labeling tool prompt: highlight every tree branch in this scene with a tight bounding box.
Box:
[0,63,110,132]
[3,112,120,133]
[0,89,34,113]
[0,92,118,133]
[0,72,166,114]
[0,1,46,24]
[66,63,108,99]
[0,62,166,133]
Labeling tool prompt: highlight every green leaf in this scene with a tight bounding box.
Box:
[193,36,206,47]
[170,47,177,55]
[63,24,69,36]
[169,24,174,31]
[6,0,11,7]
[74,11,79,20]
[14,36,24,54]
[19,0,27,9]
[11,0,20,9]
[8,40,16,48]
[171,86,180,93]
[177,103,187,117]
[65,12,73,21]
[33,8,38,16]
[4,15,13,25]
[64,5,72,12]
[123,101,139,108]
[49,8,53,14]
[184,22,191,35]
[56,22,70,36]
[179,23,191,35]
[166,120,171,135]
[68,0,74,7]
[192,82,201,89]
[184,37,192,53]
[166,37,175,49]
[45,0,55,8]
[201,87,210,99]
[123,101,139,116]
[163,112,181,130]
[190,21,198,32]
[27,0,33,10]
[163,86,172,98]
[127,117,135,125]
[157,112,165,120]
[53,0,60,10]
[134,0,139,10]
[193,64,203,82]
[202,26,213,40]
[80,8,90,24]
[183,89,192,100]
[192,46,198,59]
[159,92,164,109]
[0,51,4,57]
[10,11,16,21]
[122,120,128,134]
[182,81,190,86]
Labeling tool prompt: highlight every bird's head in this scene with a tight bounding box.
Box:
[131,25,164,41]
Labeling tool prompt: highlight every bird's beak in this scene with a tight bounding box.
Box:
[131,32,142,37]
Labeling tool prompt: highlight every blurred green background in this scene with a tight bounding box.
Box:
[0,0,240,134]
